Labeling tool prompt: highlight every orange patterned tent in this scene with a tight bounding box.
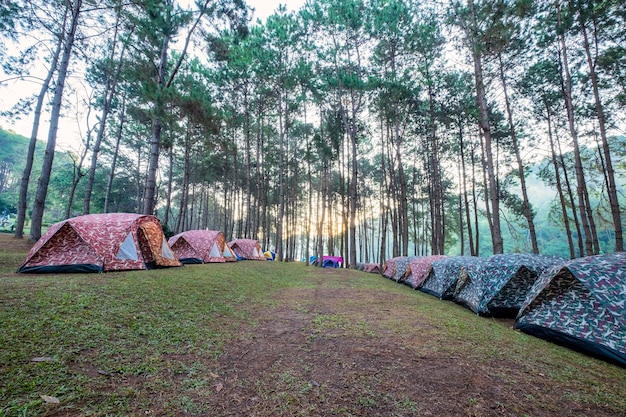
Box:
[18,213,182,273]
[169,230,229,264]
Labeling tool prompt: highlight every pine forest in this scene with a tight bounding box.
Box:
[0,0,625,266]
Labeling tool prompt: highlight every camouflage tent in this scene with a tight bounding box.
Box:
[453,254,565,317]
[18,213,181,273]
[168,230,228,264]
[393,256,418,282]
[419,256,483,300]
[404,255,447,289]
[515,252,626,367]
[382,256,417,282]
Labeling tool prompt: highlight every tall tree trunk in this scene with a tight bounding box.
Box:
[556,2,597,255]
[580,20,623,251]
[469,0,503,254]
[557,133,584,257]
[498,54,539,253]
[459,124,475,256]
[83,9,128,214]
[428,83,444,254]
[30,0,82,242]
[304,110,313,266]
[379,119,388,265]
[243,83,252,238]
[163,147,174,230]
[104,98,125,214]
[142,31,169,215]
[471,137,480,256]
[141,0,211,214]
[15,7,67,239]
[276,91,286,261]
[546,103,575,258]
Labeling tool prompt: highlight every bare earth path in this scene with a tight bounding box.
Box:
[199,267,624,417]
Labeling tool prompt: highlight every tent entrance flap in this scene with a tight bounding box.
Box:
[161,235,176,260]
[210,243,221,258]
[116,233,139,261]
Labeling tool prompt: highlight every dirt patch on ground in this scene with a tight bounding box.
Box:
[197,268,622,417]
[0,232,33,252]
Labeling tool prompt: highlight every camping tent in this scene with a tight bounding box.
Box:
[404,255,447,289]
[227,239,265,260]
[382,257,396,279]
[18,213,182,273]
[383,256,420,282]
[363,263,381,274]
[168,230,228,264]
[393,256,418,282]
[322,255,343,268]
[309,255,343,268]
[453,254,565,317]
[419,256,483,300]
[515,252,626,367]
[222,243,238,262]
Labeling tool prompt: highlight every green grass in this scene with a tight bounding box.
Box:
[1,260,625,416]
[0,262,296,416]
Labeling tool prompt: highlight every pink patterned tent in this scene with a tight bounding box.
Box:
[382,257,400,279]
[363,263,381,274]
[227,239,265,260]
[18,213,182,273]
[404,255,448,289]
[169,230,229,264]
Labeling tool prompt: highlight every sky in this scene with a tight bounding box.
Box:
[248,0,306,22]
[0,0,306,151]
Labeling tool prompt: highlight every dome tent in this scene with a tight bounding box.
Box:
[18,213,181,273]
[228,238,265,260]
[404,255,448,289]
[515,252,626,367]
[453,253,565,317]
[169,229,229,264]
[419,256,483,300]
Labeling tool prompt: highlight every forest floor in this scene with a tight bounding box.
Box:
[1,233,625,416]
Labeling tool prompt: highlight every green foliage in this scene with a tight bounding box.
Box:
[0,128,118,223]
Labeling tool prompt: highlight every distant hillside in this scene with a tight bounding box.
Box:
[0,127,75,216]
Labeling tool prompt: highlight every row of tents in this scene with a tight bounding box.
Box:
[372,252,626,367]
[16,213,625,367]
[17,213,271,273]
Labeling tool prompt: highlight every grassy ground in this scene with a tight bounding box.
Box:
[1,237,625,416]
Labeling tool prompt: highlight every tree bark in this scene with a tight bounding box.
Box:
[469,0,503,254]
[580,19,623,251]
[104,99,125,214]
[556,2,597,255]
[546,103,575,258]
[83,9,128,214]
[30,0,82,242]
[498,53,539,253]
[15,7,67,239]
